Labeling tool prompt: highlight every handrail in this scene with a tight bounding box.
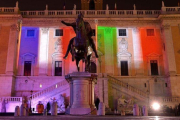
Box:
[163,97,180,103]
[28,80,68,101]
[108,75,180,103]
[108,75,148,98]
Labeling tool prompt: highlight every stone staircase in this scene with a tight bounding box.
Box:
[28,79,69,109]
[108,75,148,103]
[108,75,180,107]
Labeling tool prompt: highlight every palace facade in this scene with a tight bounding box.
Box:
[0,0,180,113]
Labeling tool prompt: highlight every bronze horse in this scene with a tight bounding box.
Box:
[62,13,98,72]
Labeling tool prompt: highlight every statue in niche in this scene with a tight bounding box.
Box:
[54,38,62,53]
[119,38,128,53]
[57,94,65,113]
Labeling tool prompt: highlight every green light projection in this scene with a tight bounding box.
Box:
[97,26,117,55]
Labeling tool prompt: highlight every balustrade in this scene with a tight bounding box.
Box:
[0,97,22,102]
[0,6,179,17]
[108,76,148,98]
[28,80,67,101]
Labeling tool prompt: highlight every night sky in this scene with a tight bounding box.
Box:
[0,0,179,11]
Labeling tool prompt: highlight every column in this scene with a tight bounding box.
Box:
[161,24,177,75]
[6,24,19,75]
[132,27,144,76]
[39,28,49,75]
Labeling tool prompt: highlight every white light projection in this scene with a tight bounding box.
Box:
[132,27,143,75]
[39,28,49,75]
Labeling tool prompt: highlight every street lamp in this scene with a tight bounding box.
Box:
[152,102,160,110]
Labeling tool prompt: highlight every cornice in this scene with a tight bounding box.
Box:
[158,14,180,20]
[22,17,160,27]
[0,15,22,23]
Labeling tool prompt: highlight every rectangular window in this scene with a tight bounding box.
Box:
[55,29,63,36]
[121,61,128,76]
[27,30,35,37]
[24,61,31,76]
[150,60,159,75]
[147,29,154,36]
[118,29,126,36]
[144,83,147,87]
[55,61,62,76]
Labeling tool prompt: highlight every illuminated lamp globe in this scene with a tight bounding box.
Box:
[152,102,160,110]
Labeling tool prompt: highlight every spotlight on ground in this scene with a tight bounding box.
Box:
[152,102,160,110]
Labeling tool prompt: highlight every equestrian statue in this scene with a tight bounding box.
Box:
[61,13,98,72]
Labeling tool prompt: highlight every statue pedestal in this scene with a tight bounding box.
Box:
[65,72,97,115]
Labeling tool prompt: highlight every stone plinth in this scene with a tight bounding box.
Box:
[65,72,97,115]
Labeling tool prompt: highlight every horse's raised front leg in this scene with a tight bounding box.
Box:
[63,38,74,59]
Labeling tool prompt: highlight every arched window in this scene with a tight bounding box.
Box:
[89,0,95,10]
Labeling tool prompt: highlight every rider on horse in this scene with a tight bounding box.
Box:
[61,13,98,60]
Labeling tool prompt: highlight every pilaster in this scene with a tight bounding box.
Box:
[161,24,177,75]
[5,24,19,75]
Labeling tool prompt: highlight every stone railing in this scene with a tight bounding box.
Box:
[0,97,22,102]
[161,7,180,14]
[0,7,18,14]
[163,97,180,103]
[108,75,148,98]
[20,10,161,18]
[165,7,180,12]
[0,5,180,16]
[28,80,68,101]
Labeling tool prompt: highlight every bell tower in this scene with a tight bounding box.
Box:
[81,0,103,10]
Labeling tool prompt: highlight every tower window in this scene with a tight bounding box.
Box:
[118,29,127,36]
[150,60,159,75]
[121,61,128,76]
[55,61,62,76]
[89,0,95,10]
[24,61,31,76]
[147,29,154,36]
[55,29,63,36]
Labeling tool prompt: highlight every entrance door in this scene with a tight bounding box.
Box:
[121,61,128,76]
[150,60,159,75]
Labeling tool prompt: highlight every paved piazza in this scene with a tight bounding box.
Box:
[0,116,179,120]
